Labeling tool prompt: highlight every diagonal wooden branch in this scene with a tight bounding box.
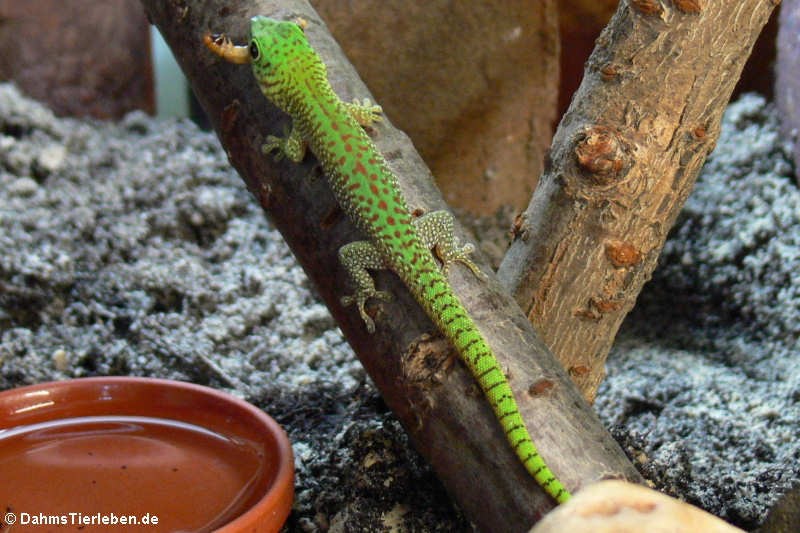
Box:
[141,0,641,530]
[498,0,778,402]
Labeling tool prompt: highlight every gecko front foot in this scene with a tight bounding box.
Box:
[262,123,307,162]
[344,98,383,128]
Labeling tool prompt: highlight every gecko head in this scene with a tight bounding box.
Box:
[248,16,316,105]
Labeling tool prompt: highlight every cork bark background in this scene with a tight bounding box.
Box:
[0,0,153,118]
[310,0,560,215]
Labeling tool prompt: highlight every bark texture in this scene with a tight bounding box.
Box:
[558,1,780,118]
[498,0,778,402]
[140,0,641,530]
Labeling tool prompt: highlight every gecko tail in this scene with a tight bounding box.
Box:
[413,266,571,504]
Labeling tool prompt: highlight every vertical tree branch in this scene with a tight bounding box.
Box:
[498,0,778,401]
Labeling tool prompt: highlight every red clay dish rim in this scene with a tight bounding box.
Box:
[0,377,294,533]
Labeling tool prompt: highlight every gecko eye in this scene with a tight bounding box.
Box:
[249,41,260,60]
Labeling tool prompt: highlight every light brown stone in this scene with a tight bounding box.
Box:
[530,481,745,533]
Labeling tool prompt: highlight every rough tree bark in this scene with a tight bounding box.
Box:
[498,0,779,402]
[141,0,641,531]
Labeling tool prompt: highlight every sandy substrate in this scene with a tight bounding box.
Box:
[1,83,798,531]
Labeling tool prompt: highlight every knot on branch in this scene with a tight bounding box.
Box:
[574,126,630,185]
[630,0,663,16]
[600,63,622,82]
[673,0,702,13]
[575,296,625,321]
[605,240,643,268]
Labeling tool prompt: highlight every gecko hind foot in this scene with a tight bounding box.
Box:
[261,125,290,160]
[338,240,392,333]
[414,211,488,280]
[437,241,487,280]
[341,290,393,333]
[262,123,307,162]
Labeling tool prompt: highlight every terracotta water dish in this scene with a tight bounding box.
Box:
[0,377,294,532]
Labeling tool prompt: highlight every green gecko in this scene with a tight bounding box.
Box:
[204,16,570,504]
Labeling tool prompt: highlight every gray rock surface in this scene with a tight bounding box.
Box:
[1,83,798,531]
